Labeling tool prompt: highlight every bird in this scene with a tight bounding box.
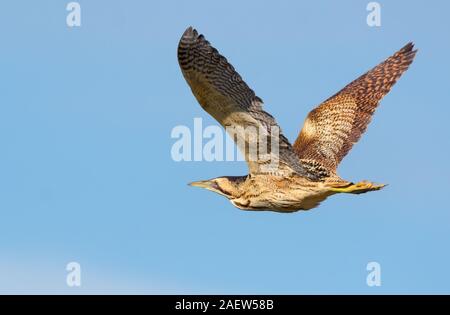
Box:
[178,27,417,213]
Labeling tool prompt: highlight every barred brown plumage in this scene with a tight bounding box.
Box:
[178,27,417,212]
[293,42,417,171]
[178,27,319,180]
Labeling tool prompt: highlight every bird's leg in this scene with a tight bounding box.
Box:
[329,181,386,194]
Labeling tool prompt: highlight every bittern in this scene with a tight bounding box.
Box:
[178,27,416,213]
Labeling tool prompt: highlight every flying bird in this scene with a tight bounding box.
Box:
[178,27,416,213]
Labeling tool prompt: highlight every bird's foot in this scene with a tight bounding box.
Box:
[330,181,387,194]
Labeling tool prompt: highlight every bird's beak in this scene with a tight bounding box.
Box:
[188,179,230,198]
[188,180,215,190]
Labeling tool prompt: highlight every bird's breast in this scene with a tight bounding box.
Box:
[232,177,333,212]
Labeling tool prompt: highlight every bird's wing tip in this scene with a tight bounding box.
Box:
[402,42,418,55]
[181,26,199,42]
[394,42,417,66]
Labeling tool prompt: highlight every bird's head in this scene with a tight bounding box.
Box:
[188,176,247,199]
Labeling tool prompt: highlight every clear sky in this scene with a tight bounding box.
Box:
[1,0,449,294]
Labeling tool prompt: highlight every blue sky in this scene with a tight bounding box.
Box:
[0,0,449,294]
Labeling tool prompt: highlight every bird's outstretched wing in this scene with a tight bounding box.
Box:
[178,27,325,179]
[293,43,417,172]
